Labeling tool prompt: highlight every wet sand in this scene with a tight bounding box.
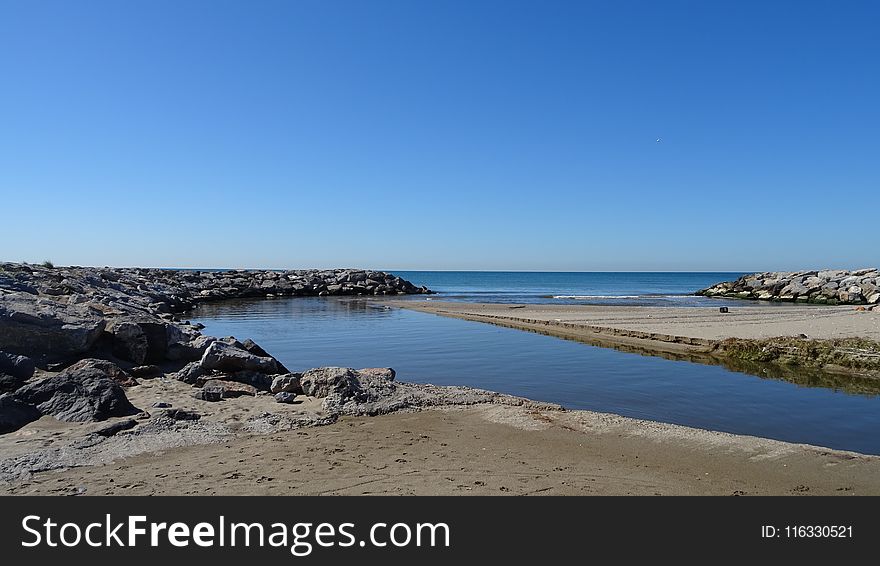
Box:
[4,403,879,496]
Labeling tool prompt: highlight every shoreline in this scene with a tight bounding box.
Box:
[4,388,879,495]
[389,300,880,381]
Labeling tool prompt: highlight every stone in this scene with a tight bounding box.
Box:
[199,341,279,374]
[64,358,137,387]
[274,392,297,404]
[161,408,201,420]
[270,373,302,394]
[868,292,880,305]
[173,361,205,384]
[193,386,223,402]
[242,338,290,373]
[0,351,35,381]
[357,367,396,381]
[93,418,137,437]
[13,369,139,423]
[151,401,172,408]
[109,319,169,364]
[0,294,106,361]
[198,379,257,398]
[299,367,359,398]
[0,393,42,433]
[130,365,162,378]
[167,334,216,362]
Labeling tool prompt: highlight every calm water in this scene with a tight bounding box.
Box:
[393,271,753,306]
[190,292,880,455]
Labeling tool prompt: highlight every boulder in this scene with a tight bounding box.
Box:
[357,367,396,381]
[13,369,139,422]
[227,370,274,391]
[199,341,279,374]
[197,379,257,398]
[130,365,162,378]
[93,418,137,437]
[174,361,205,384]
[0,294,105,361]
[299,367,359,398]
[64,358,137,387]
[274,392,297,404]
[193,385,223,402]
[161,408,201,420]
[0,351,35,393]
[0,393,41,433]
[108,319,169,364]
[0,351,35,381]
[166,335,215,362]
[270,373,302,394]
[242,339,290,373]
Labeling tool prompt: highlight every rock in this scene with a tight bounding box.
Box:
[93,418,137,437]
[241,339,290,373]
[0,351,35,393]
[174,361,206,384]
[0,393,41,433]
[13,369,139,422]
[299,367,359,398]
[197,379,257,398]
[108,319,169,364]
[64,358,138,387]
[151,401,172,408]
[274,392,297,404]
[270,373,302,394]
[130,364,162,378]
[161,408,201,420]
[199,341,279,374]
[0,294,105,361]
[0,351,35,381]
[193,386,223,402]
[697,269,878,304]
[109,321,148,365]
[357,367,396,381]
[868,292,880,305]
[166,335,215,362]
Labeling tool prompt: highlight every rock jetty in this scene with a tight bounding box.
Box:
[0,262,434,434]
[697,269,880,305]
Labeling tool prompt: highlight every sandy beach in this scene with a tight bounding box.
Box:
[390,300,880,375]
[3,374,880,495]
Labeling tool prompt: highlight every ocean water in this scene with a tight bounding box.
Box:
[393,271,752,306]
[190,282,880,455]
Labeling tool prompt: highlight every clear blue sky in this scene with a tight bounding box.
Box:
[1,0,877,271]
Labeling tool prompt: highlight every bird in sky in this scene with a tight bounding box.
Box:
[656,138,662,143]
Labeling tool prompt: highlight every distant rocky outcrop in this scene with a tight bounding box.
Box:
[697,269,880,305]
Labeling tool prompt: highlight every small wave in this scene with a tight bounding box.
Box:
[552,295,642,299]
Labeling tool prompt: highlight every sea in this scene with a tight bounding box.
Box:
[190,272,880,454]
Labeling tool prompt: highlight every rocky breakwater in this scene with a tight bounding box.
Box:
[0,262,433,435]
[697,269,880,306]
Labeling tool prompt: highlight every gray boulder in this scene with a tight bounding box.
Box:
[0,351,35,393]
[63,358,137,387]
[199,341,279,374]
[270,373,302,394]
[174,361,206,384]
[13,368,139,422]
[0,393,41,433]
[299,367,359,398]
[274,392,297,404]
[108,319,170,364]
[0,294,105,361]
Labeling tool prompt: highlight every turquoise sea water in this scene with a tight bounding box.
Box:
[190,272,880,454]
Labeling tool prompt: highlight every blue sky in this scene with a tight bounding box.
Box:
[1,0,877,271]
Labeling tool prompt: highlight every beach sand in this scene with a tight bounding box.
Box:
[390,300,880,356]
[4,401,879,496]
